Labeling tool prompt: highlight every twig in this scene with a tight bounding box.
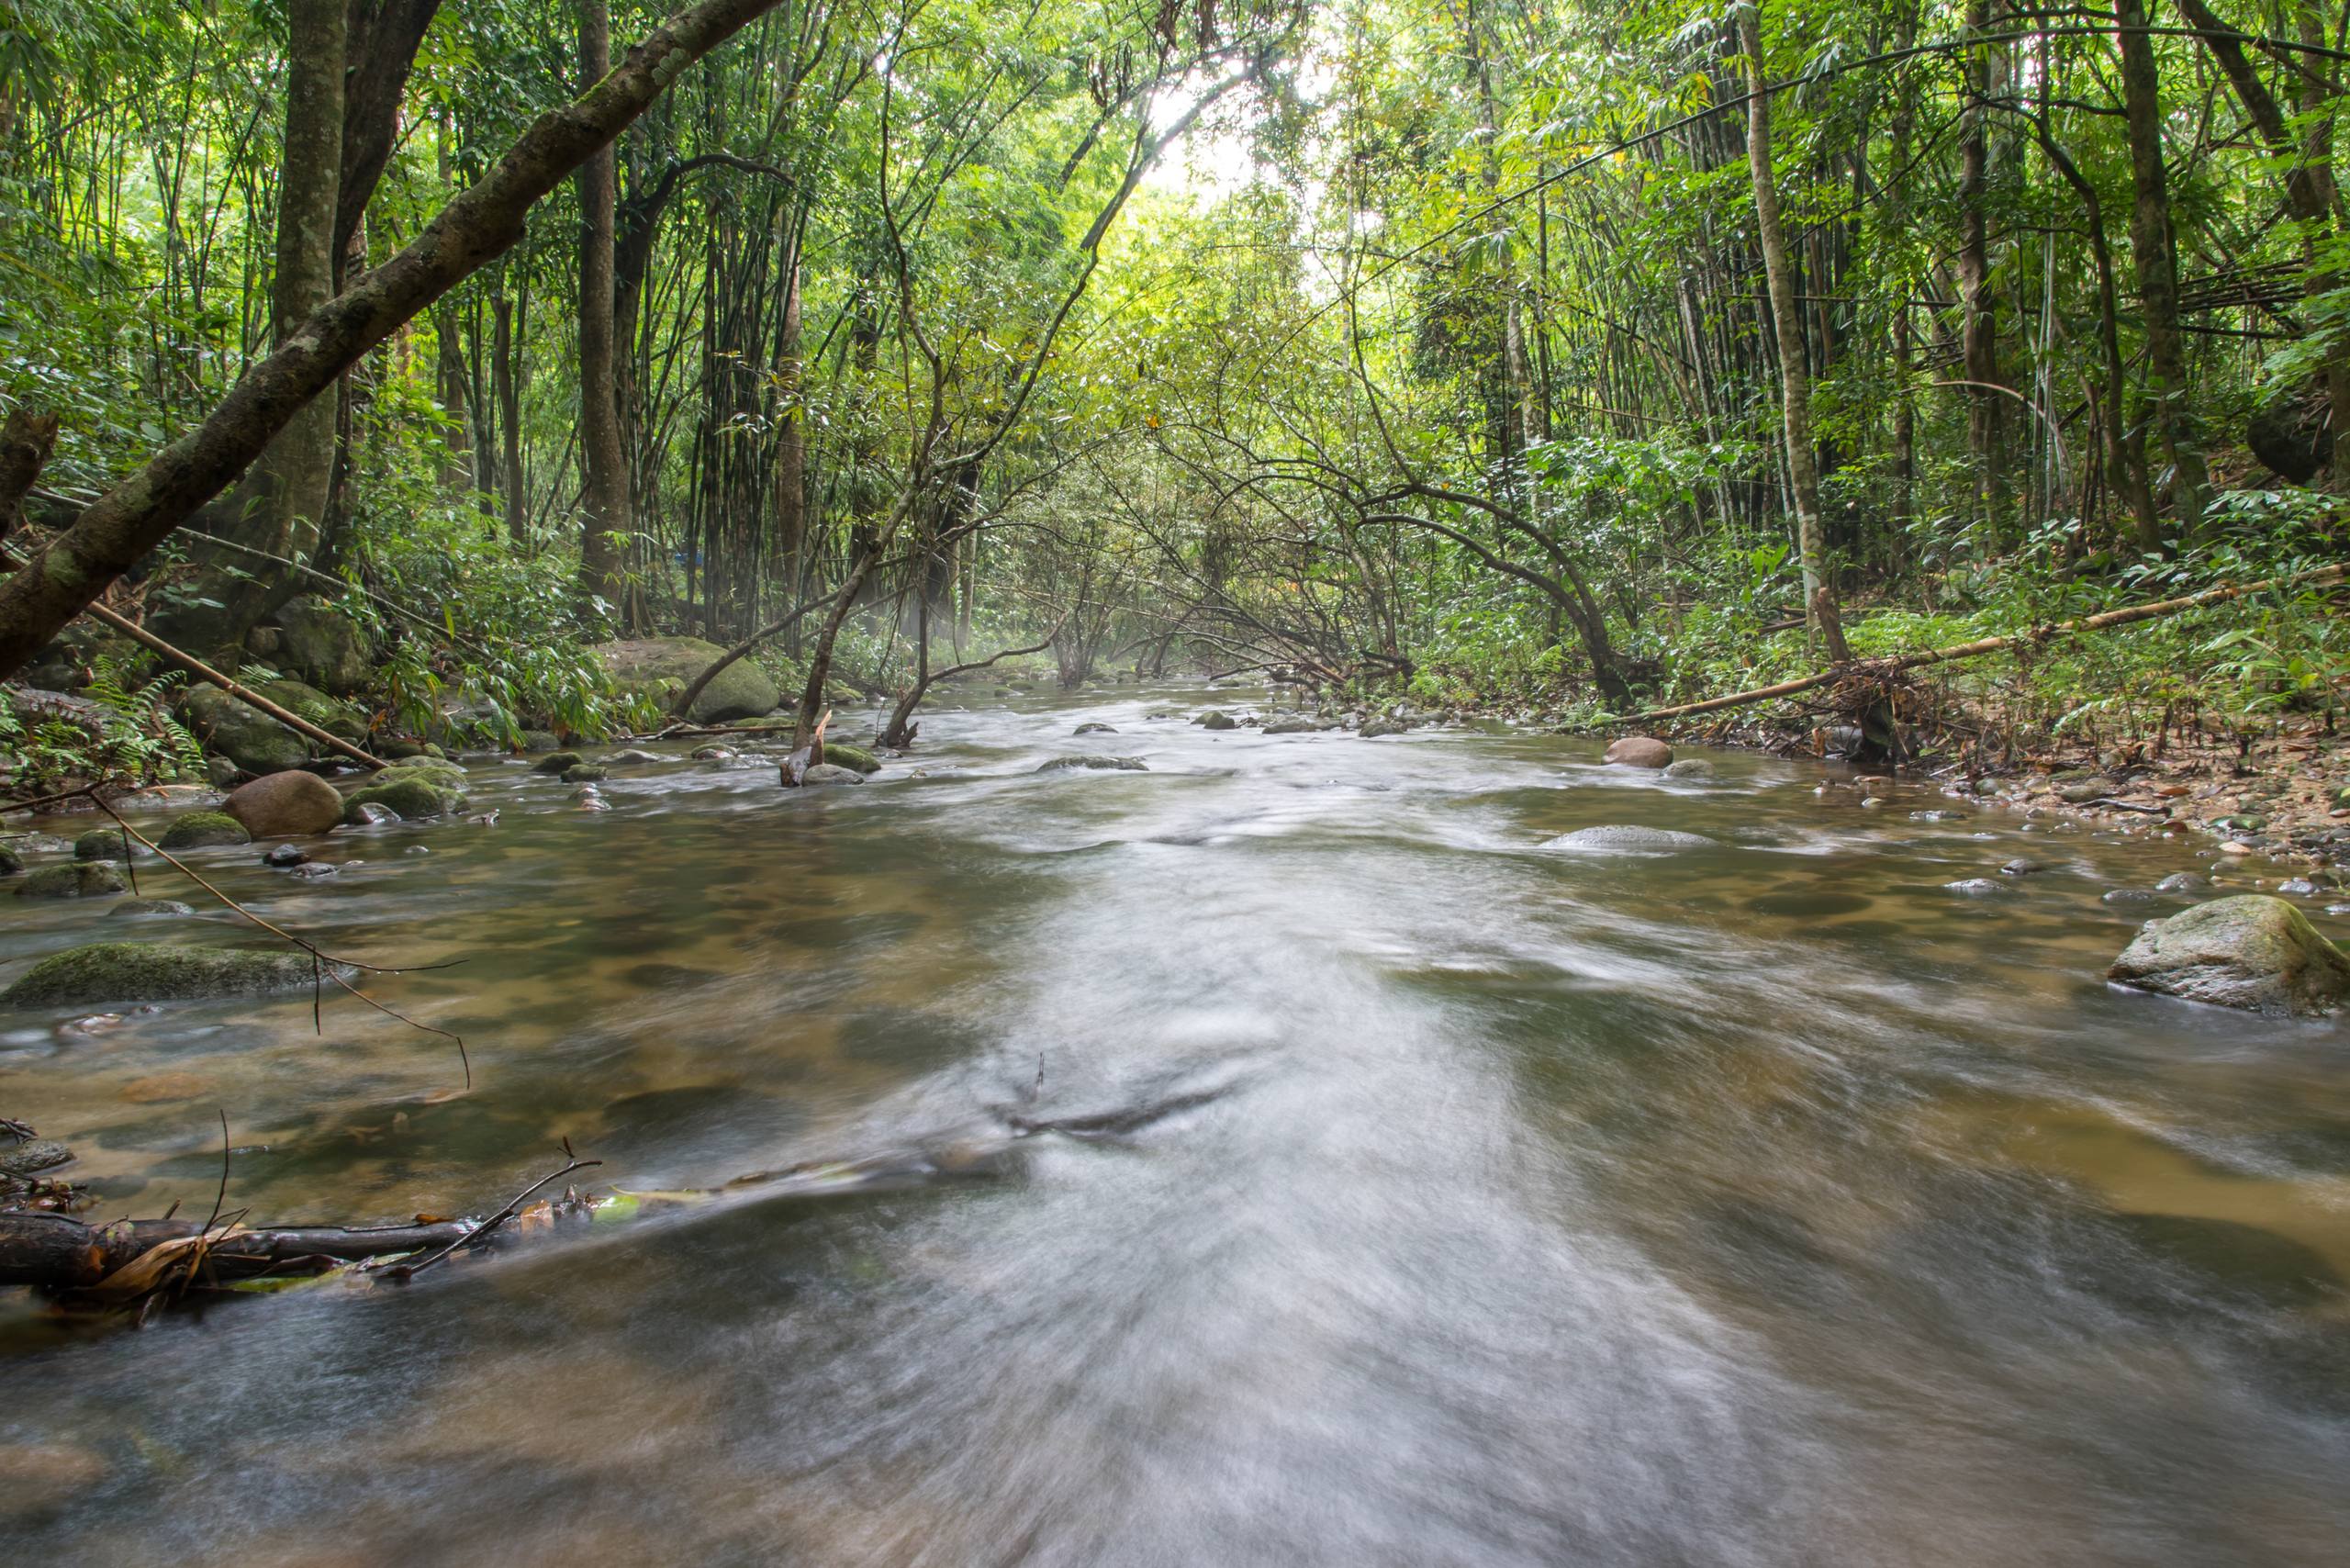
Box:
[386,1148,601,1281]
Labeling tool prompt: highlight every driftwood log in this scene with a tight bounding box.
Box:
[0,1211,475,1291]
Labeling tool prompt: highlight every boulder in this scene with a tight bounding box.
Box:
[822,742,882,775]
[798,764,865,786]
[1662,758,1717,781]
[1074,722,1118,735]
[0,846,20,877]
[224,770,344,837]
[562,764,609,783]
[1262,718,1328,735]
[341,774,466,823]
[179,685,308,775]
[1194,711,1237,731]
[1604,735,1673,768]
[273,596,374,695]
[533,751,583,774]
[595,636,779,723]
[1359,719,1408,738]
[156,812,251,850]
[0,942,349,1006]
[2108,894,2350,1016]
[15,863,126,898]
[1037,755,1148,772]
[602,749,663,765]
[519,729,564,754]
[1546,824,1718,854]
[2155,873,2206,893]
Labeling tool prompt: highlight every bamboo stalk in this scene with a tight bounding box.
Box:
[1619,564,2345,725]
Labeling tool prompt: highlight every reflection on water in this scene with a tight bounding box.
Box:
[1,685,2345,1565]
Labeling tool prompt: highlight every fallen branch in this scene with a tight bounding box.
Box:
[667,595,825,719]
[880,622,1065,747]
[1617,565,2346,725]
[0,1210,480,1291]
[383,1148,599,1281]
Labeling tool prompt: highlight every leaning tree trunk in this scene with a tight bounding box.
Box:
[2117,0,2211,534]
[0,0,802,682]
[1740,6,1851,662]
[576,0,631,617]
[1956,0,2004,538]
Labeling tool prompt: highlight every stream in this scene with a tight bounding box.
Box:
[2,683,2346,1565]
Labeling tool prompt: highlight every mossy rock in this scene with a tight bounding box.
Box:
[595,636,780,723]
[0,846,21,877]
[1,942,346,1006]
[533,750,583,774]
[273,596,374,696]
[2109,893,2350,1016]
[157,812,251,850]
[73,828,140,861]
[822,742,881,775]
[110,899,196,918]
[519,729,563,754]
[562,764,608,783]
[15,863,127,899]
[341,775,466,823]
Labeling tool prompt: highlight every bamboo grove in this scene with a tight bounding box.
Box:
[0,0,2344,739]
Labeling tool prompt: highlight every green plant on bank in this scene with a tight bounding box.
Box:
[0,653,200,792]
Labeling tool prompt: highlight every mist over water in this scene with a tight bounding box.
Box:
[3,684,2345,1565]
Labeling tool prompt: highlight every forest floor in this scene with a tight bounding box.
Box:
[1657,703,2349,879]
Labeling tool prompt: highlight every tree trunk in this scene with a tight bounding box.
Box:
[256,0,347,569]
[576,0,630,616]
[2116,0,2210,534]
[1740,6,1850,662]
[494,287,526,545]
[1958,0,2004,537]
[774,251,807,606]
[0,0,802,681]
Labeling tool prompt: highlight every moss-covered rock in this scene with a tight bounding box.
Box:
[562,764,608,783]
[110,899,196,918]
[179,678,365,776]
[73,828,137,861]
[2109,894,2350,1016]
[157,812,251,850]
[341,774,466,823]
[0,846,21,877]
[1037,755,1148,772]
[273,596,374,695]
[822,742,881,775]
[519,729,563,753]
[595,636,780,723]
[532,750,583,774]
[15,863,127,898]
[1,942,345,1005]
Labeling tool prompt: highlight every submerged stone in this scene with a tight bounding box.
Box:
[2108,894,2350,1016]
[1546,825,1718,854]
[110,899,196,918]
[1,942,347,1006]
[341,774,466,823]
[15,863,126,899]
[156,811,251,850]
[1604,735,1673,768]
[1037,755,1148,772]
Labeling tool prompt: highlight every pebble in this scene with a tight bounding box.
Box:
[2220,841,2255,856]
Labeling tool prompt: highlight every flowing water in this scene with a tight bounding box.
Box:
[2,685,2346,1566]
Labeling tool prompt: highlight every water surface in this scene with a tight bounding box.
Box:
[2,685,2345,1565]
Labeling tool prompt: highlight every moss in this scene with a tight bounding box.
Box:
[16,863,126,898]
[1,941,342,1005]
[73,828,134,861]
[157,812,252,849]
[533,750,583,774]
[342,775,465,823]
[823,742,882,774]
